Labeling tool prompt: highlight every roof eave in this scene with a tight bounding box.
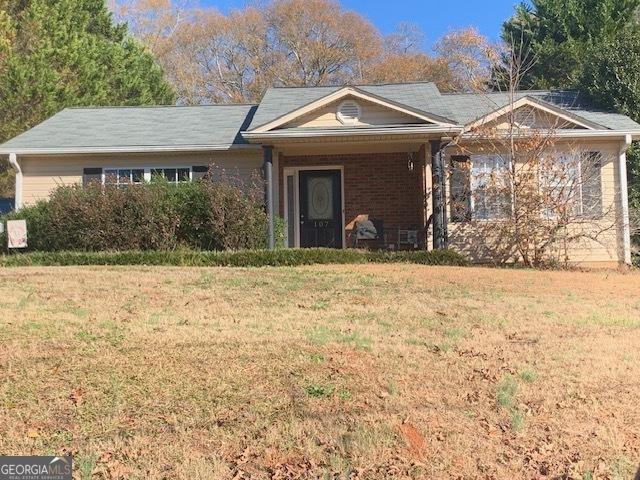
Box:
[459,129,640,140]
[0,144,262,156]
[243,125,464,142]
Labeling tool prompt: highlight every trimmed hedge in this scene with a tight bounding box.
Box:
[0,248,468,268]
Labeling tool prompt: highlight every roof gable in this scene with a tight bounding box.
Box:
[248,82,457,131]
[283,95,429,128]
[465,96,603,131]
[249,86,458,132]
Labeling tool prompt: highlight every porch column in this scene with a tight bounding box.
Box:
[263,145,275,250]
[430,140,446,249]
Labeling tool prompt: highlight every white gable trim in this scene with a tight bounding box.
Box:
[464,96,603,132]
[249,86,459,133]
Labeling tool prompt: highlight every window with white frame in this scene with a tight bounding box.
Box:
[95,166,209,187]
[151,167,191,183]
[450,154,512,221]
[470,154,512,219]
[450,151,602,222]
[539,152,602,218]
[104,168,145,188]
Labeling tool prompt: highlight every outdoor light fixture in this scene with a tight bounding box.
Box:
[407,153,415,171]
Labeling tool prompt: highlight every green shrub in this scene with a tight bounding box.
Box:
[0,176,267,252]
[0,248,468,268]
[167,176,267,250]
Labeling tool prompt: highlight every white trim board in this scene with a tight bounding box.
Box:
[243,125,463,142]
[0,144,260,156]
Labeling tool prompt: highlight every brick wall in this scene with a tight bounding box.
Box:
[279,149,426,247]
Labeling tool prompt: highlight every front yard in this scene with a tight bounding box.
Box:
[0,265,639,479]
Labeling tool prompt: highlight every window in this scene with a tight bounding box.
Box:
[470,155,511,219]
[90,166,210,188]
[450,154,511,221]
[151,168,191,183]
[539,152,602,218]
[104,168,144,188]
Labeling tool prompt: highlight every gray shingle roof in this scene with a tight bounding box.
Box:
[249,83,640,132]
[2,82,639,154]
[441,90,640,130]
[0,104,257,151]
[248,82,456,130]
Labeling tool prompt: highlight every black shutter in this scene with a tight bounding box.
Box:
[192,165,209,181]
[450,155,471,222]
[83,167,102,187]
[581,152,602,218]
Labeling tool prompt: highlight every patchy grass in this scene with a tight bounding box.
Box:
[518,367,537,383]
[0,265,639,479]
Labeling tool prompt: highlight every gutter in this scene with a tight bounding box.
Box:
[459,130,640,140]
[618,134,633,265]
[243,126,465,142]
[0,144,261,156]
[8,153,22,210]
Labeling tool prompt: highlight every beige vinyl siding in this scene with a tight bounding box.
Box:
[20,150,263,206]
[445,139,623,264]
[284,97,425,128]
[491,107,586,130]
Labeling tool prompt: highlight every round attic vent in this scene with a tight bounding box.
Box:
[337,100,361,125]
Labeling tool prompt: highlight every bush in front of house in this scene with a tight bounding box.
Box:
[167,177,267,250]
[0,248,468,268]
[0,177,268,252]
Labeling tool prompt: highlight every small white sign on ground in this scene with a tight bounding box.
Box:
[7,219,27,249]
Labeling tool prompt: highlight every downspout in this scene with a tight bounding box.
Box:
[619,134,632,265]
[8,153,22,211]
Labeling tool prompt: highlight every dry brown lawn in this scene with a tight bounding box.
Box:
[0,265,639,479]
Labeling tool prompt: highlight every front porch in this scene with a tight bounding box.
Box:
[241,84,462,250]
[264,141,449,250]
[279,149,427,249]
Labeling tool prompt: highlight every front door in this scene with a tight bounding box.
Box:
[299,170,343,248]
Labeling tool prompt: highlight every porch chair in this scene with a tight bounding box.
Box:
[354,219,385,249]
[397,227,419,250]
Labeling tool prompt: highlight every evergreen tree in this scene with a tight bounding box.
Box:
[0,0,175,195]
[581,29,640,213]
[0,0,174,142]
[501,0,640,89]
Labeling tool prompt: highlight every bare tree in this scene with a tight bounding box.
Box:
[447,38,619,267]
[114,0,496,103]
[434,27,496,92]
